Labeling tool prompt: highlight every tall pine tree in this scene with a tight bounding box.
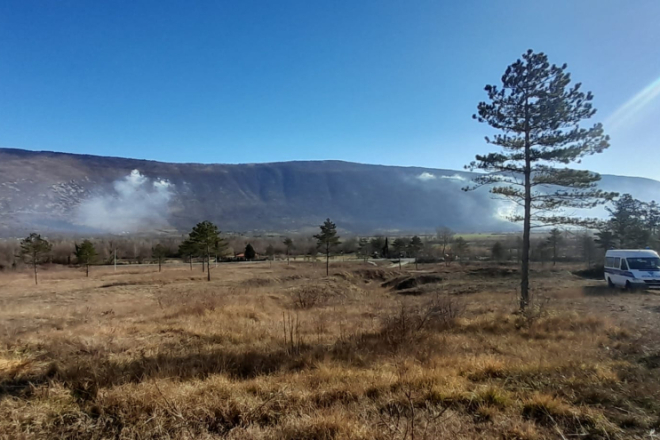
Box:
[464,50,616,310]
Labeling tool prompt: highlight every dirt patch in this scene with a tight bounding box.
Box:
[468,267,518,278]
[573,266,604,280]
[639,353,660,369]
[582,285,619,296]
[288,278,364,308]
[449,286,480,295]
[353,268,398,281]
[332,271,355,281]
[240,277,275,287]
[396,287,424,296]
[645,305,660,313]
[382,274,443,291]
[100,280,152,288]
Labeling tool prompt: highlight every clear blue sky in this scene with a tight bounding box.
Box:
[1,1,659,180]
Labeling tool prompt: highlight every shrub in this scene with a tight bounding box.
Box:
[293,285,329,309]
[380,295,463,345]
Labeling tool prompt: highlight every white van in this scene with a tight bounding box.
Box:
[604,249,660,289]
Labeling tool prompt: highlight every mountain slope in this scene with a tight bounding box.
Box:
[0,148,658,236]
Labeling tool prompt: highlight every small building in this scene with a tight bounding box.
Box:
[231,252,259,261]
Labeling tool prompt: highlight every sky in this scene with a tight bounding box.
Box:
[1,0,659,180]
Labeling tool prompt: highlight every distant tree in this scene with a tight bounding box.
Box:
[74,239,97,277]
[647,201,660,237]
[594,229,615,251]
[605,194,651,248]
[464,50,615,310]
[646,201,660,250]
[436,227,454,258]
[178,239,197,270]
[452,237,469,262]
[392,238,408,257]
[189,221,224,281]
[152,243,168,272]
[106,240,119,268]
[357,237,371,262]
[244,243,256,261]
[283,237,295,264]
[535,240,552,266]
[382,237,390,259]
[313,218,341,276]
[491,241,505,262]
[408,236,424,269]
[19,233,52,285]
[546,228,564,266]
[515,235,523,262]
[578,230,597,267]
[305,244,318,261]
[611,196,660,249]
[340,237,358,256]
[214,236,229,263]
[370,236,385,258]
[265,243,275,267]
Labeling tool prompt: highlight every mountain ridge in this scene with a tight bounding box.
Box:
[1,148,658,237]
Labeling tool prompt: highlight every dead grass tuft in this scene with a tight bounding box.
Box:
[379,295,463,347]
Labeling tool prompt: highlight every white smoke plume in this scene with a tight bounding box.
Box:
[75,170,174,233]
[416,172,436,181]
[439,174,466,181]
[416,172,467,182]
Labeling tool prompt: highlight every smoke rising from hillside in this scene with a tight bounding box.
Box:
[75,170,174,233]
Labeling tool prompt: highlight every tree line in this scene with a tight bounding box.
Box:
[596,195,659,250]
[10,197,659,285]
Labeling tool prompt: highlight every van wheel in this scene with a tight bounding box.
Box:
[625,281,634,291]
[607,277,614,288]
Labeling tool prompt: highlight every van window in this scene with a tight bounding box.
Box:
[614,257,620,268]
[621,259,629,271]
[627,257,660,270]
[605,257,614,267]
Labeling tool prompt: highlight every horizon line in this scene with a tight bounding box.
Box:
[0,146,657,183]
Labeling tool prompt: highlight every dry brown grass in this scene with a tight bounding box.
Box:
[1,261,660,439]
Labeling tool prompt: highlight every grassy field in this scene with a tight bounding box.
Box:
[1,261,660,439]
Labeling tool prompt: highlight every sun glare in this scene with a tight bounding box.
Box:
[606,76,660,133]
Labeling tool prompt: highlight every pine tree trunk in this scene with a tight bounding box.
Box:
[326,243,329,276]
[159,260,162,272]
[189,255,192,271]
[86,264,89,277]
[33,262,38,285]
[207,246,211,282]
[520,126,532,311]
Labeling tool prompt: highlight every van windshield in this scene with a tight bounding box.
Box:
[626,258,660,271]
